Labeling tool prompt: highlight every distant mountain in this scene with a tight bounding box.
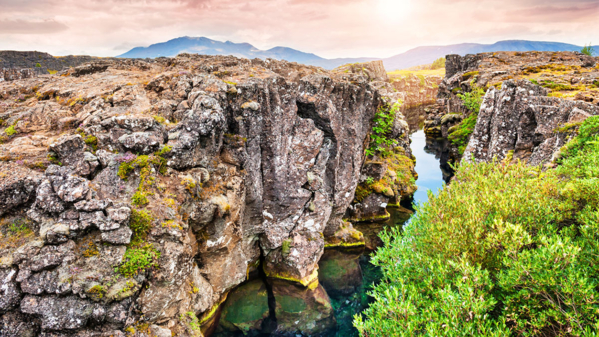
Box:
[117,36,373,69]
[118,37,597,71]
[381,40,599,71]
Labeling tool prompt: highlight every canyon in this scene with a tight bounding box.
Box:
[1,48,598,337]
[0,55,428,337]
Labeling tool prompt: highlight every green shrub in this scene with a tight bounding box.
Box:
[581,43,595,57]
[35,63,41,68]
[355,116,599,336]
[431,57,446,70]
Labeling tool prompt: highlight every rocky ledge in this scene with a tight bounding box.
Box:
[0,54,407,336]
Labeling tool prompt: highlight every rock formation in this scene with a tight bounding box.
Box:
[425,51,599,162]
[0,54,387,336]
[464,79,599,165]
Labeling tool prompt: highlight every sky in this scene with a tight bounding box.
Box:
[1,0,598,58]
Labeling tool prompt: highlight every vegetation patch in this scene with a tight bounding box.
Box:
[116,243,161,278]
[447,85,485,155]
[129,209,153,246]
[356,116,599,336]
[365,101,401,157]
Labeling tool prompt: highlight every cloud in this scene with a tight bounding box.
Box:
[0,0,597,58]
[0,19,68,34]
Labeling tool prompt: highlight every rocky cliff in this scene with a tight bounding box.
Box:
[331,61,418,224]
[424,51,599,162]
[464,79,599,165]
[0,54,389,336]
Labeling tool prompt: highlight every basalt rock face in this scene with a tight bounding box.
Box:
[1,69,37,82]
[390,74,442,109]
[425,51,599,162]
[0,54,380,335]
[464,79,599,165]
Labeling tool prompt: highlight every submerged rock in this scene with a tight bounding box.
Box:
[318,249,363,297]
[270,279,336,336]
[217,279,270,334]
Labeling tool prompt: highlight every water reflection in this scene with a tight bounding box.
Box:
[410,130,451,205]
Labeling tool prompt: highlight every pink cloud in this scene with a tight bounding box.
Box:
[0,0,596,58]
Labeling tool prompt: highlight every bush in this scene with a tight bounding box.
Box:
[356,116,599,336]
[431,57,446,70]
[581,43,595,57]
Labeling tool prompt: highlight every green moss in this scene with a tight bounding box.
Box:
[152,115,166,124]
[264,267,319,287]
[278,295,307,313]
[282,239,291,256]
[131,191,149,207]
[555,121,583,134]
[324,241,366,249]
[4,125,16,136]
[462,71,479,81]
[87,285,106,299]
[447,85,486,155]
[129,209,153,245]
[448,112,478,155]
[180,312,201,332]
[116,244,160,278]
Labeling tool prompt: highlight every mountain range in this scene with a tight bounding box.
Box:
[118,37,598,70]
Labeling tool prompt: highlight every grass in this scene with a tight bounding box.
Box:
[355,116,599,336]
[388,68,445,81]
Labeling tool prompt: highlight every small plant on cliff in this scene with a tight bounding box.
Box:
[4,125,17,136]
[447,85,486,155]
[116,243,161,278]
[366,101,402,157]
[129,209,153,246]
[581,43,595,56]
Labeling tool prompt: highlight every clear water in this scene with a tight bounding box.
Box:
[212,108,452,337]
[410,129,448,206]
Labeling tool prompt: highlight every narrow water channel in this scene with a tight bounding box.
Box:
[213,106,452,337]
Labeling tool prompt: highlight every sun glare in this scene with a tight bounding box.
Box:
[377,0,412,20]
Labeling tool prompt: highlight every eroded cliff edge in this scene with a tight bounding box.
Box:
[0,55,408,336]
